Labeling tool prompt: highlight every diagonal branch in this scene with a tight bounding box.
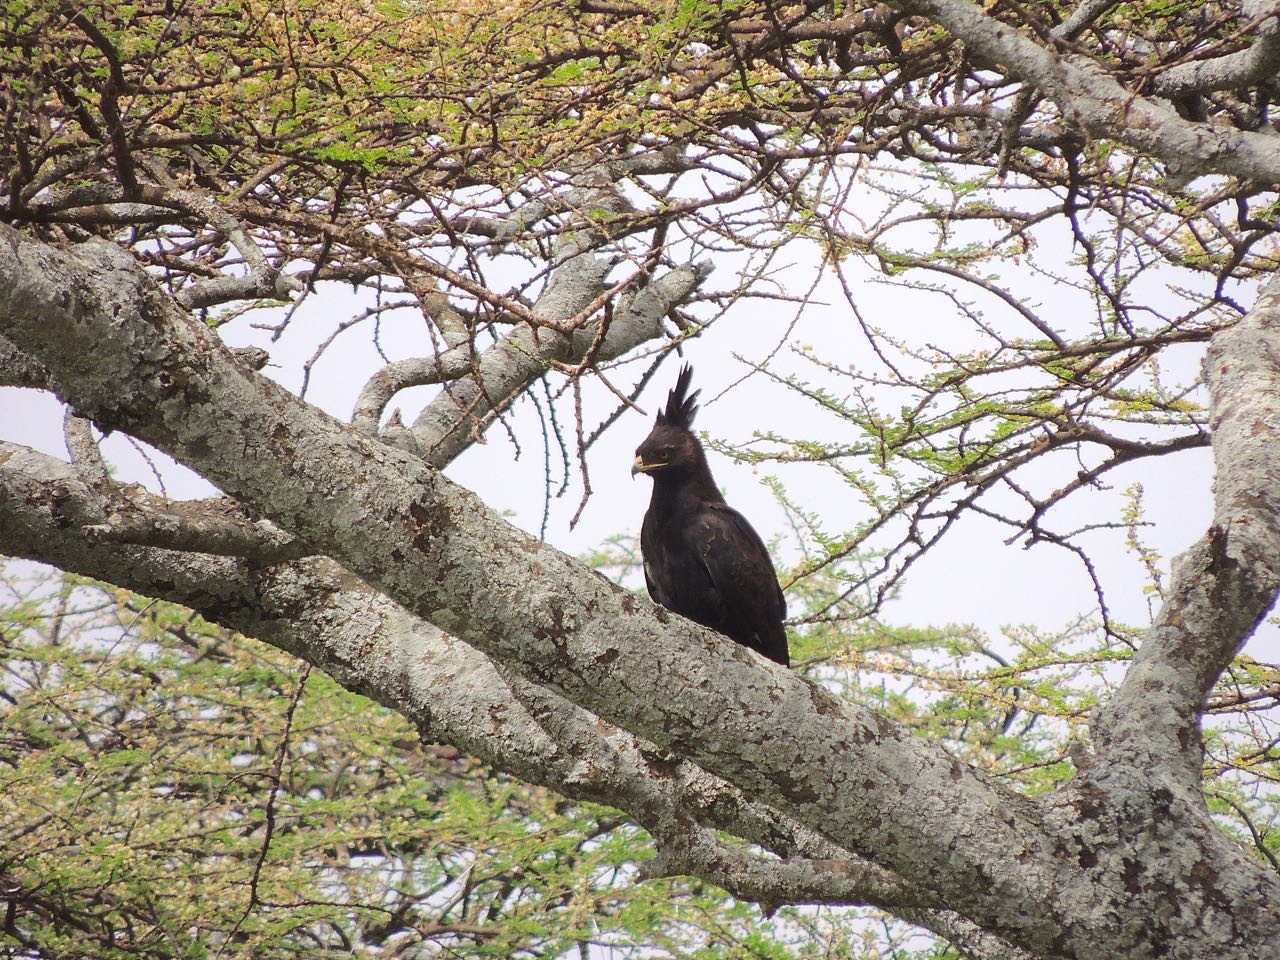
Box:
[0,438,920,916]
[0,231,1068,954]
[0,440,1039,958]
[403,171,712,464]
[405,256,711,464]
[1055,0,1121,41]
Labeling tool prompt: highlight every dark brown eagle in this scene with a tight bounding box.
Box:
[632,365,790,666]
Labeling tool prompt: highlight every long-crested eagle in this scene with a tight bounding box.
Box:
[631,365,790,666]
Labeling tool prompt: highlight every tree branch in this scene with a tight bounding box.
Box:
[0,443,1035,959]
[0,232,1070,953]
[1152,2,1280,99]
[404,177,712,464]
[1093,273,1280,783]
[405,254,713,464]
[895,0,1280,184]
[4,232,1279,959]
[0,438,921,916]
[149,187,304,310]
[82,496,306,563]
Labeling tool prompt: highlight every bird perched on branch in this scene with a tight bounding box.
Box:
[632,365,789,666]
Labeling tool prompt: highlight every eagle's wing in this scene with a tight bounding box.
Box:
[690,502,789,666]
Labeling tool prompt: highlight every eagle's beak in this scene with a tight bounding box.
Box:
[631,455,650,478]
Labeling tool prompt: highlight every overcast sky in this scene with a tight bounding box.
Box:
[2,285,1261,661]
[2,196,1273,665]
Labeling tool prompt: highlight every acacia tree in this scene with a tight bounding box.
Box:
[2,2,1279,958]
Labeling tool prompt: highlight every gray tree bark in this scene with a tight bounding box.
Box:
[1,214,1278,960]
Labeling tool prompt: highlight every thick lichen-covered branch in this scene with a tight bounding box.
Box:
[0,439,920,914]
[5,215,1279,960]
[0,228,1083,958]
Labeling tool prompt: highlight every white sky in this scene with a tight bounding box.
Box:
[0,183,1273,666]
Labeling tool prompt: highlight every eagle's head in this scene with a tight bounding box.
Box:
[632,364,706,478]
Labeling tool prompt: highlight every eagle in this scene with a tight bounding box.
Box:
[631,365,790,666]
